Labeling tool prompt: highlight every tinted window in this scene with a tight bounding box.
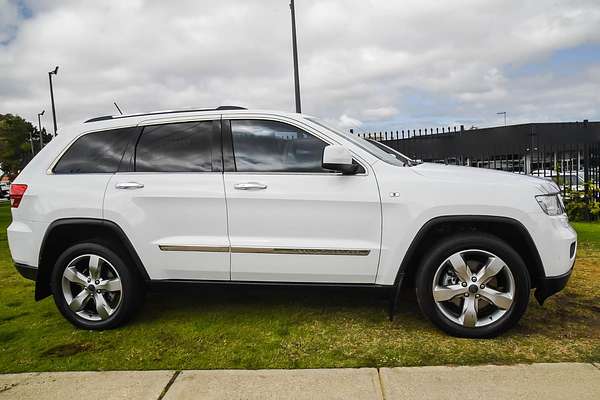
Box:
[231,120,331,172]
[135,121,215,172]
[54,127,138,174]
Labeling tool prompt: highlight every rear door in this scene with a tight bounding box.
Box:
[103,117,230,280]
[222,117,382,283]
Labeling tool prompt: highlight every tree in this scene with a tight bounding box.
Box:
[0,114,45,180]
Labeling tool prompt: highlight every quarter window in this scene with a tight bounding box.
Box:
[135,121,216,172]
[53,127,138,174]
[230,120,332,173]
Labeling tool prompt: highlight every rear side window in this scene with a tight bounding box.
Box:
[135,121,217,172]
[53,127,138,174]
[230,120,331,173]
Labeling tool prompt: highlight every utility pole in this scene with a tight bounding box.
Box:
[289,0,302,113]
[37,110,45,150]
[496,111,507,126]
[28,129,34,156]
[48,66,59,136]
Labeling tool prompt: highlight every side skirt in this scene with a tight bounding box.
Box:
[148,279,393,290]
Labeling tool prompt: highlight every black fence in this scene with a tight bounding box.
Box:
[357,122,600,215]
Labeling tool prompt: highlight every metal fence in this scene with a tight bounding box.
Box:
[356,124,600,212]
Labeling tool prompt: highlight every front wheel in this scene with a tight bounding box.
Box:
[51,242,144,330]
[415,233,530,338]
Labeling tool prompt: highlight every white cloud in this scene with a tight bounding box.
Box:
[0,0,599,135]
[337,114,363,129]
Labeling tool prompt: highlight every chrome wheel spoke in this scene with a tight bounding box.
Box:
[97,278,121,293]
[94,293,113,320]
[433,249,516,329]
[447,253,472,283]
[62,253,122,322]
[477,256,506,284]
[480,287,513,310]
[88,255,101,280]
[69,290,91,312]
[63,267,89,286]
[433,284,467,302]
[459,296,478,327]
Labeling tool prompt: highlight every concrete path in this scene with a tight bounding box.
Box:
[1,363,598,400]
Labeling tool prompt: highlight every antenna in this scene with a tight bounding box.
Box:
[114,102,124,115]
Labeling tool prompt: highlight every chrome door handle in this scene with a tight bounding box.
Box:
[115,182,144,190]
[234,182,267,190]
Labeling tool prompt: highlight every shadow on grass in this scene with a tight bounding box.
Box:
[135,284,421,323]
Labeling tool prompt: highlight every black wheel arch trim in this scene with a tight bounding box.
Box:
[389,215,548,319]
[35,218,150,301]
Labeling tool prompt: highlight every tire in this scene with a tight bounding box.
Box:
[415,233,530,338]
[50,241,144,330]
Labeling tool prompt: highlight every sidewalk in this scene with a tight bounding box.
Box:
[1,363,598,399]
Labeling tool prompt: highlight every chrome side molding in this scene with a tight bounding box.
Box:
[159,245,370,256]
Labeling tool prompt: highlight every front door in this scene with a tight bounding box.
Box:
[222,118,381,283]
[103,118,230,281]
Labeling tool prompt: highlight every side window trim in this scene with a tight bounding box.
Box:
[52,127,139,175]
[222,118,367,175]
[211,119,224,173]
[117,126,143,173]
[222,119,236,172]
[132,120,222,173]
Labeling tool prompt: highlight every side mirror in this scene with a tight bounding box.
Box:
[322,145,358,175]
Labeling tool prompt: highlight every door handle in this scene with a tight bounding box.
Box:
[234,182,267,190]
[115,182,144,190]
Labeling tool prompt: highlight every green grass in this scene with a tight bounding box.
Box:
[0,201,598,372]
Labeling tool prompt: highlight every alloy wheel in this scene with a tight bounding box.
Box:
[432,249,515,328]
[61,254,123,321]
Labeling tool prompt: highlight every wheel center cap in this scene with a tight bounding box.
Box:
[87,284,95,292]
[468,284,479,294]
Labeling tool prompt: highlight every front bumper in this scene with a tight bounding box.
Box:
[534,266,573,305]
[14,262,37,281]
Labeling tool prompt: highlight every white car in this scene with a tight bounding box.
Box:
[7,107,577,338]
[531,169,585,192]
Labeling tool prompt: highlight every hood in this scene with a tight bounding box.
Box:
[411,163,560,194]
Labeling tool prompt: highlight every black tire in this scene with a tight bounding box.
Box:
[51,241,145,330]
[415,233,530,338]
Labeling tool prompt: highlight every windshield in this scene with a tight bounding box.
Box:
[306,117,413,167]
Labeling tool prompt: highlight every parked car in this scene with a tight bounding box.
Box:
[7,107,576,338]
[531,169,585,192]
[0,182,10,199]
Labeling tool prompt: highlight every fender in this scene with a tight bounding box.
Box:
[388,215,546,319]
[35,218,150,300]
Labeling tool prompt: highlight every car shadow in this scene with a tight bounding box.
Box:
[135,283,421,324]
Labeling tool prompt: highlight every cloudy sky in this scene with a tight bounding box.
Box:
[1,0,600,135]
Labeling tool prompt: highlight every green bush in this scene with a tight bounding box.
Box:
[564,182,600,221]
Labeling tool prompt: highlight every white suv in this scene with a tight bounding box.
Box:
[7,106,577,337]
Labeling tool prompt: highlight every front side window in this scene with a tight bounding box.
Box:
[54,127,138,174]
[230,120,331,173]
[135,121,216,172]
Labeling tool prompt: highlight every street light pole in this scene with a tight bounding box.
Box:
[48,66,59,136]
[496,111,507,126]
[37,110,45,150]
[289,0,302,113]
[28,129,34,156]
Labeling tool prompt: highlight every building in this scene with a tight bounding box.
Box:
[360,120,600,196]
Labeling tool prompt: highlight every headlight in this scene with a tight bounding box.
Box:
[535,193,565,216]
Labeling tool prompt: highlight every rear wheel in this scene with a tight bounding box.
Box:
[51,242,144,330]
[415,233,530,338]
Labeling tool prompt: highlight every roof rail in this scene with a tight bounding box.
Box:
[83,105,247,123]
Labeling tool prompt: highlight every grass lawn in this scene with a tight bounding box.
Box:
[0,201,598,372]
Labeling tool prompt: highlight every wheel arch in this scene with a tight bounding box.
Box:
[35,218,149,301]
[396,215,545,290]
